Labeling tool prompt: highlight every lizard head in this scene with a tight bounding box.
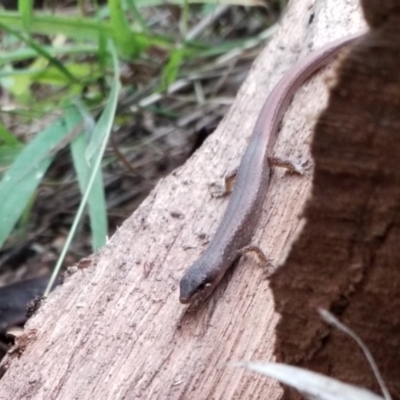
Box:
[179,261,215,304]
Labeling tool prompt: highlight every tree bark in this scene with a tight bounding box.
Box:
[0,1,365,399]
[272,1,400,398]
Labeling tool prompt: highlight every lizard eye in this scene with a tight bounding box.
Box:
[197,280,211,293]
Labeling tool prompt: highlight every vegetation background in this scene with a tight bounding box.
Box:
[0,0,284,299]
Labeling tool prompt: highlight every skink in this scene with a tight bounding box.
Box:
[179,34,361,304]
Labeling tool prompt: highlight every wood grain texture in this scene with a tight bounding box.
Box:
[0,1,365,399]
[272,2,400,398]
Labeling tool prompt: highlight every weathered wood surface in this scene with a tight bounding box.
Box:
[273,0,400,398]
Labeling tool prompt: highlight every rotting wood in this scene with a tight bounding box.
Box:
[272,1,400,399]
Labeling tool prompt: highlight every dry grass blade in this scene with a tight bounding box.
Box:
[234,362,384,400]
[319,309,392,400]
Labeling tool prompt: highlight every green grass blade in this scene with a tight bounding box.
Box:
[17,189,36,239]
[0,12,172,51]
[0,122,20,145]
[180,0,189,37]
[66,105,108,250]
[125,0,149,33]
[161,46,185,90]
[0,44,98,66]
[0,144,23,167]
[18,0,33,32]
[0,12,110,41]
[93,4,109,76]
[85,62,119,161]
[0,20,78,84]
[0,118,71,250]
[45,40,121,296]
[108,0,148,57]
